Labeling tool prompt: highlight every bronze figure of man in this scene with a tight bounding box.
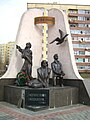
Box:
[51,54,65,86]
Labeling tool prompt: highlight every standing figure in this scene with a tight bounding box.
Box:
[51,54,65,86]
[37,60,51,87]
[16,42,32,79]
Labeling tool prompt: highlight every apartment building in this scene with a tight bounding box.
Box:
[5,42,15,64]
[0,42,15,65]
[27,3,90,73]
[0,44,6,64]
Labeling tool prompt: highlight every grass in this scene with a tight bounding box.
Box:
[80,73,90,78]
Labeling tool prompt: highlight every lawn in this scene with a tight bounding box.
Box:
[80,73,90,78]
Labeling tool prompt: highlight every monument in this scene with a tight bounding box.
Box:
[1,8,82,79]
[0,8,90,110]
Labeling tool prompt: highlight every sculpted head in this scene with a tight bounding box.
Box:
[26,42,32,48]
[41,60,47,68]
[53,54,58,60]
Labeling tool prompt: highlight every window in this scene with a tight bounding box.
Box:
[79,51,85,55]
[88,59,90,62]
[85,10,90,14]
[78,24,84,27]
[79,44,90,48]
[73,44,79,48]
[80,31,83,34]
[87,25,89,27]
[74,51,79,55]
[78,16,85,21]
[78,10,85,14]
[85,30,90,34]
[77,58,85,62]
[86,18,89,21]
[81,38,83,41]
[78,66,85,70]
[72,37,74,40]
[84,37,90,41]
[70,24,76,27]
[85,51,90,55]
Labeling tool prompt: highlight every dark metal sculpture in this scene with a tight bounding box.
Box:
[27,78,44,88]
[50,29,68,45]
[37,60,51,87]
[51,54,65,86]
[16,42,32,79]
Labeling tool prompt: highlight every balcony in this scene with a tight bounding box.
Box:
[68,13,90,17]
[76,62,90,66]
[78,69,90,73]
[71,34,90,37]
[70,27,90,30]
[76,62,90,73]
[75,55,90,59]
[69,20,90,24]
[72,41,90,44]
[73,48,90,52]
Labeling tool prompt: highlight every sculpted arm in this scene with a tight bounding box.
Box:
[37,69,43,80]
[46,68,51,79]
[16,45,23,53]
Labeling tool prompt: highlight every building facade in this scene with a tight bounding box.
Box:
[5,42,15,64]
[0,44,6,64]
[0,42,15,66]
[27,3,90,73]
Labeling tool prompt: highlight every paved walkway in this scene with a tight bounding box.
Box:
[0,102,90,120]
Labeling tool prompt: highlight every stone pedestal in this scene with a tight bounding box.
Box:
[0,78,15,101]
[49,87,78,108]
[4,85,78,111]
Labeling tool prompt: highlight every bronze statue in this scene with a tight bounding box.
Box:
[50,29,68,45]
[27,78,44,88]
[51,54,65,86]
[16,42,32,79]
[37,60,51,87]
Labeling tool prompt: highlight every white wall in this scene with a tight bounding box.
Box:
[1,8,83,80]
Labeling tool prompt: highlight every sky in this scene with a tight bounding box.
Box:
[0,0,90,44]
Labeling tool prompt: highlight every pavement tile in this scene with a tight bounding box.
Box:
[0,112,18,120]
[0,102,90,120]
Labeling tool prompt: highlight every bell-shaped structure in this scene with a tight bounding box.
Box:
[1,8,82,80]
